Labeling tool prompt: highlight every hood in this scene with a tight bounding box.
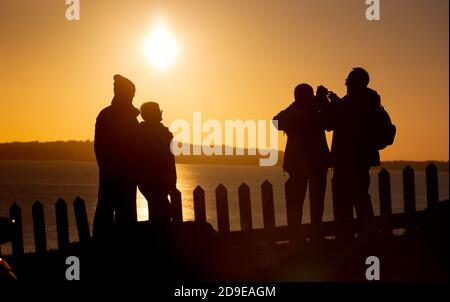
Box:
[111,97,140,117]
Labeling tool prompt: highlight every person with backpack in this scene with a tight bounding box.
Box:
[317,67,395,240]
[135,102,177,224]
[273,84,330,239]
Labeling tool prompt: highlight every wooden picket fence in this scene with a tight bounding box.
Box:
[1,163,443,259]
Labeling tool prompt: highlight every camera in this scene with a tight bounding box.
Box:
[316,85,329,97]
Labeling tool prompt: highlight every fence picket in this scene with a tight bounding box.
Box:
[261,180,275,229]
[74,196,90,242]
[238,183,252,231]
[426,163,439,208]
[216,184,230,233]
[193,186,206,223]
[32,201,47,253]
[55,198,70,249]
[378,168,393,236]
[171,189,183,223]
[403,166,416,235]
[10,203,24,258]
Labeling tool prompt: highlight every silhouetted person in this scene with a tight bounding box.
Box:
[93,74,140,238]
[136,102,177,224]
[273,84,330,238]
[318,67,381,240]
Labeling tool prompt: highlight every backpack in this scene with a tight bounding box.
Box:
[373,105,396,150]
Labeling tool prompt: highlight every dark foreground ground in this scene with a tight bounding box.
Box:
[2,202,449,284]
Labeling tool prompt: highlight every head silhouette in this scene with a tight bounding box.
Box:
[113,74,136,104]
[294,83,314,107]
[345,67,369,93]
[141,102,162,123]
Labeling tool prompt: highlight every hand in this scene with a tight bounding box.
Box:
[316,85,329,97]
[328,91,340,103]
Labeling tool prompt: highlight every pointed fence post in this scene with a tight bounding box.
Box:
[74,196,91,242]
[238,183,252,231]
[216,184,230,233]
[426,163,439,209]
[170,189,183,223]
[32,201,47,253]
[378,168,393,237]
[193,186,206,224]
[10,203,24,258]
[403,166,416,236]
[261,180,275,229]
[55,198,70,250]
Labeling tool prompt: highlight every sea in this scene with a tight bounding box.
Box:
[0,160,448,254]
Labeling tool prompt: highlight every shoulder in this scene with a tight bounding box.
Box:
[161,124,173,138]
[366,88,381,106]
[96,106,113,123]
[97,106,112,117]
[285,102,298,112]
[274,102,296,118]
[341,95,349,102]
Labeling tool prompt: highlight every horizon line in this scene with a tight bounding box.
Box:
[0,140,448,163]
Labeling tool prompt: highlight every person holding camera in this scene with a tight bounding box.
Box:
[273,83,330,240]
[317,67,383,241]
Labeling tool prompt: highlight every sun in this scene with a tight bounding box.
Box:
[143,22,179,71]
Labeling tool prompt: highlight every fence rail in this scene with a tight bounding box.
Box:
[1,163,444,259]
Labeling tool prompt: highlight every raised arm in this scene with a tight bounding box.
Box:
[272,108,289,131]
[316,86,340,131]
[273,103,310,133]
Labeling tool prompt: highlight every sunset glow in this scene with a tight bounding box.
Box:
[143,21,178,70]
[0,1,448,161]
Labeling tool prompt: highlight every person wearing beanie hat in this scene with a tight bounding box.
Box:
[93,74,140,238]
[113,74,136,104]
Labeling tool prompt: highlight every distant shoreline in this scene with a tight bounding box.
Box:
[0,141,448,171]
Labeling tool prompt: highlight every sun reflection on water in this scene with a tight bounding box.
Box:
[136,165,197,222]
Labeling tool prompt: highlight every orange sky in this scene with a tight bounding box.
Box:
[0,0,448,161]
